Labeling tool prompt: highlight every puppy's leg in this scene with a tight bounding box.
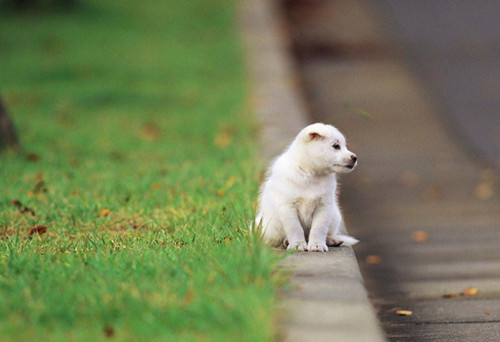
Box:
[326,205,344,247]
[277,206,307,251]
[258,211,286,248]
[308,208,331,252]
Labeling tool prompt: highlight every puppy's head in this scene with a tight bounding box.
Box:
[298,123,357,174]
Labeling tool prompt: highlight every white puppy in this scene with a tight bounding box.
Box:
[255,123,359,252]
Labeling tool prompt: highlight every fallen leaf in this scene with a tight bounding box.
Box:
[462,288,478,296]
[411,230,429,243]
[139,122,161,141]
[100,209,111,217]
[183,265,194,276]
[396,310,412,316]
[28,225,47,236]
[151,183,163,191]
[103,326,115,338]
[34,182,47,194]
[11,200,22,208]
[26,152,40,162]
[442,292,459,299]
[365,255,381,265]
[11,200,36,216]
[474,182,494,200]
[214,131,232,148]
[421,184,444,200]
[183,289,195,304]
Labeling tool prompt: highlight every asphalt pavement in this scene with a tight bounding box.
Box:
[284,0,500,340]
[378,0,500,169]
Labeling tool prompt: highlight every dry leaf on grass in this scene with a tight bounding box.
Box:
[183,289,195,304]
[139,122,161,141]
[28,225,47,236]
[100,209,111,217]
[396,310,412,316]
[11,200,36,216]
[214,124,235,149]
[214,131,232,148]
[103,326,115,338]
[26,152,41,162]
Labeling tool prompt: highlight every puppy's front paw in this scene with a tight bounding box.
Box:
[287,241,308,252]
[307,242,329,252]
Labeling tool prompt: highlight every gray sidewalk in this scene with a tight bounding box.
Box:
[284,0,500,340]
[239,0,386,341]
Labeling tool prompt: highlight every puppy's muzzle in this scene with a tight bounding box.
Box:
[346,154,357,169]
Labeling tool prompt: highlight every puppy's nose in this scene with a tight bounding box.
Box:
[351,154,357,162]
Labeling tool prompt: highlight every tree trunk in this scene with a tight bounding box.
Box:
[0,96,20,151]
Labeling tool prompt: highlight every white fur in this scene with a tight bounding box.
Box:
[254,123,359,252]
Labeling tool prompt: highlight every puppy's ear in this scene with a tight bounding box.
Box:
[306,132,323,142]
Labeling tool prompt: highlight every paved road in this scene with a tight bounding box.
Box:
[284,0,500,340]
[378,0,500,168]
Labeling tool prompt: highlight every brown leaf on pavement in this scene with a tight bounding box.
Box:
[396,310,412,316]
[421,184,444,200]
[365,255,381,265]
[462,288,478,296]
[474,182,494,200]
[411,230,429,243]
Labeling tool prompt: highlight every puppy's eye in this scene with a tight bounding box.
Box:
[332,143,340,150]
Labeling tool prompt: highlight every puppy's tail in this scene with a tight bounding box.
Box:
[337,235,360,246]
[338,220,360,246]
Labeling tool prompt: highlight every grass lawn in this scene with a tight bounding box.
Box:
[0,1,284,340]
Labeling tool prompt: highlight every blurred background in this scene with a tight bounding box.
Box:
[379,0,499,169]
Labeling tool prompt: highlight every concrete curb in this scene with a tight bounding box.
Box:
[238,1,387,341]
[238,0,307,161]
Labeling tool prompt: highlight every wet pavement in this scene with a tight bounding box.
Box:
[283,0,500,340]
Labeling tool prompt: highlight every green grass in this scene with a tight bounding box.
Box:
[0,1,284,340]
